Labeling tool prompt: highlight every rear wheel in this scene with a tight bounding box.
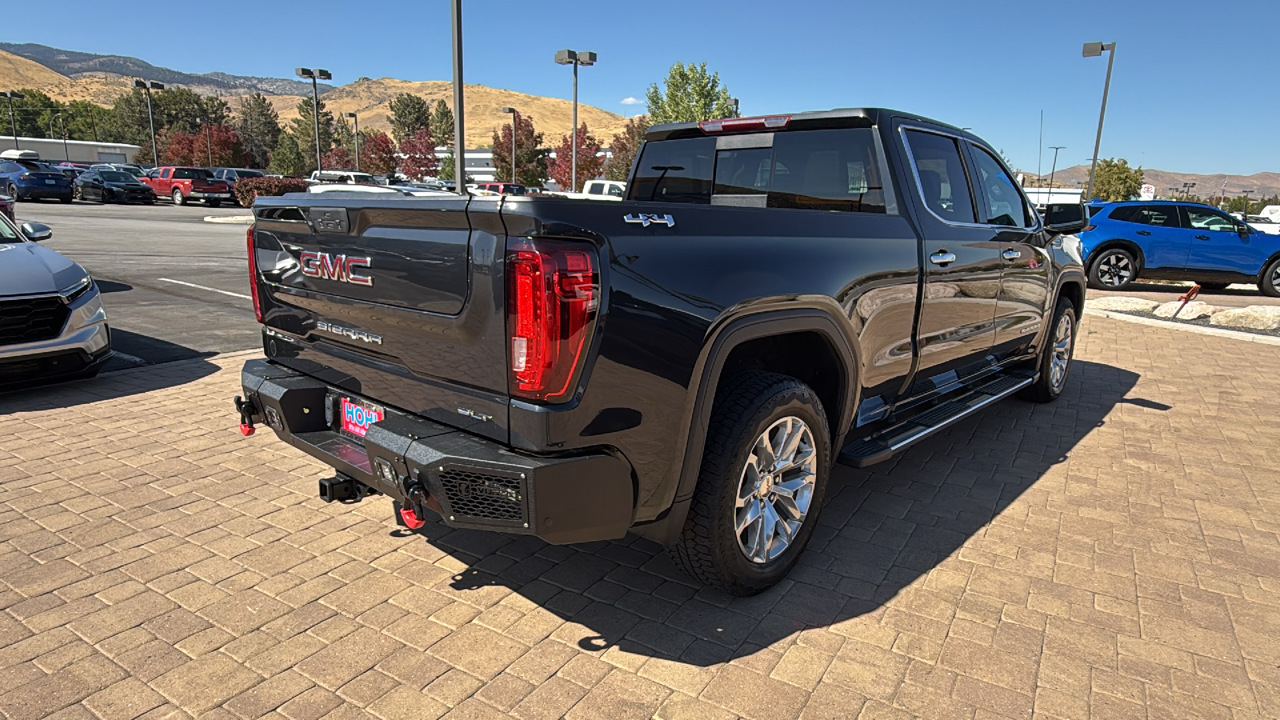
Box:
[172,188,185,206]
[1260,258,1280,298]
[206,199,221,208]
[73,185,82,201]
[667,371,830,595]
[6,183,18,201]
[1088,248,1137,290]
[1022,297,1077,403]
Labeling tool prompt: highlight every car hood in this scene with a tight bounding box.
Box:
[0,241,87,296]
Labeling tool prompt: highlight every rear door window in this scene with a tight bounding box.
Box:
[1109,205,1179,227]
[903,130,977,224]
[628,137,716,204]
[160,168,171,179]
[769,129,889,213]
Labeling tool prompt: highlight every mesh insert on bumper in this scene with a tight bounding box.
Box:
[437,467,527,526]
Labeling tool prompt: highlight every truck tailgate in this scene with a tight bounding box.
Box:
[250,194,510,442]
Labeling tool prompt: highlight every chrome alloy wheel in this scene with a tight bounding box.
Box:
[1272,264,1280,290]
[1097,252,1132,287]
[734,416,817,564]
[1050,311,1074,392]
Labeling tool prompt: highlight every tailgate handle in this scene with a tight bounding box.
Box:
[307,207,350,234]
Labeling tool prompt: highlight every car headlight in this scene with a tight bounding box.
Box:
[61,276,93,305]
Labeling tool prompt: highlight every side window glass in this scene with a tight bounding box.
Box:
[586,183,602,195]
[607,184,623,197]
[970,145,1031,228]
[1185,207,1238,232]
[903,130,976,224]
[161,169,171,179]
[1136,205,1179,227]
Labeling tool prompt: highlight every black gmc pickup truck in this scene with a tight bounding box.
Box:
[237,108,1088,594]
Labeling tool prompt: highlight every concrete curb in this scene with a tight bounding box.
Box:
[1084,308,1280,346]
[203,215,253,224]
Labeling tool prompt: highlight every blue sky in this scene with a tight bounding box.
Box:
[7,0,1278,175]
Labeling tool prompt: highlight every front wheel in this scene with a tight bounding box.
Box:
[1022,297,1078,403]
[1260,258,1280,298]
[6,183,18,201]
[1087,248,1138,290]
[667,371,831,595]
[172,188,185,206]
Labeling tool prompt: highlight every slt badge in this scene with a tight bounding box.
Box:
[623,213,676,228]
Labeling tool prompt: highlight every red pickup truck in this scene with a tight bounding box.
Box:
[142,166,232,207]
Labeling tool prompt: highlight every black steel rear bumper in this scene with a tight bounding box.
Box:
[239,359,635,544]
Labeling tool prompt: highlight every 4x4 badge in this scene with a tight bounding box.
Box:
[623,213,675,228]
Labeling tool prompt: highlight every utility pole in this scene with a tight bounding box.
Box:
[295,68,332,173]
[1,91,24,150]
[345,112,360,172]
[134,80,164,166]
[451,0,466,192]
[1047,146,1065,203]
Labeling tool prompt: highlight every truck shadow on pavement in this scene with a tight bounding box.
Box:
[0,331,219,410]
[401,359,1143,666]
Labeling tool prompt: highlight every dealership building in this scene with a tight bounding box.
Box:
[0,136,141,164]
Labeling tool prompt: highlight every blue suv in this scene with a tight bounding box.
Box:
[1080,200,1280,296]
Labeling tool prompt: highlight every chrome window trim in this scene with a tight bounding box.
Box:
[966,142,1040,232]
[898,124,1041,233]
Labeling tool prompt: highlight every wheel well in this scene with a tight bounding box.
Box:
[1059,281,1084,318]
[717,331,845,439]
[1087,239,1145,274]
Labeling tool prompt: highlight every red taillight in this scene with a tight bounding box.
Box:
[507,238,598,403]
[246,226,263,323]
[699,115,791,134]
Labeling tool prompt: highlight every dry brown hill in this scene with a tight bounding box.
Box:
[1029,165,1280,199]
[268,78,630,149]
[0,50,135,104]
[0,49,69,90]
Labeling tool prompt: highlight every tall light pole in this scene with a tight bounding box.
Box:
[555,49,597,193]
[1047,146,1065,204]
[501,107,517,184]
[295,68,331,174]
[134,80,164,167]
[1,91,23,150]
[1082,42,1116,201]
[196,118,213,166]
[344,112,360,172]
[451,0,466,192]
[55,113,69,162]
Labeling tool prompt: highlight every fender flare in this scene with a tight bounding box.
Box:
[671,304,862,507]
[1085,239,1146,276]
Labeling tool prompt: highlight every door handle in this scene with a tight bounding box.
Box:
[1196,235,1210,240]
[1136,230,1151,236]
[1002,249,1022,261]
[929,251,957,266]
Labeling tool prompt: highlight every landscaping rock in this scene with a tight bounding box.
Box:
[1088,296,1159,313]
[1153,300,1223,320]
[1210,306,1280,331]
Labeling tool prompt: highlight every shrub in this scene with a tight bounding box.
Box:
[235,176,309,207]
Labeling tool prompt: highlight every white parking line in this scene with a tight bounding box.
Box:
[156,278,252,300]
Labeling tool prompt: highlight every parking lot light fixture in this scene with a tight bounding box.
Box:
[1047,146,1065,200]
[344,112,360,172]
[1,91,23,150]
[501,107,517,184]
[134,80,164,167]
[555,49,597,192]
[1082,41,1116,201]
[296,68,331,174]
[197,118,213,167]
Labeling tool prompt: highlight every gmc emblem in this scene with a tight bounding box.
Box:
[299,251,373,286]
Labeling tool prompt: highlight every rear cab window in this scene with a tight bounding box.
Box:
[628,128,894,214]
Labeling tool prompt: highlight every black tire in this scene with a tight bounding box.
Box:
[1261,258,1280,298]
[6,183,18,201]
[1197,282,1229,291]
[1021,297,1078,403]
[667,371,831,595]
[60,195,72,204]
[207,199,221,208]
[1087,247,1138,290]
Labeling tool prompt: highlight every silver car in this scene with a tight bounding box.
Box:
[0,215,111,386]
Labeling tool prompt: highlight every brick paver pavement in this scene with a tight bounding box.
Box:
[1,313,1278,720]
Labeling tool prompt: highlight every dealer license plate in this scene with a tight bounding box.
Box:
[45,179,56,185]
[339,396,384,439]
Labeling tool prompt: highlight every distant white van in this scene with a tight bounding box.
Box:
[309,170,376,185]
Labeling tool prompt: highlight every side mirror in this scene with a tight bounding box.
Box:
[1043,202,1088,235]
[21,222,52,242]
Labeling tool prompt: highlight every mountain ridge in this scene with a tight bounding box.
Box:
[1028,165,1280,199]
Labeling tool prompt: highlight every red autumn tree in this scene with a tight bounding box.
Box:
[321,146,355,171]
[160,124,247,167]
[361,131,398,177]
[605,116,650,181]
[548,123,604,192]
[491,112,548,187]
[397,127,439,182]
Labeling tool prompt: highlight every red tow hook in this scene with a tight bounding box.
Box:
[399,505,426,530]
[233,395,258,437]
[1172,284,1201,319]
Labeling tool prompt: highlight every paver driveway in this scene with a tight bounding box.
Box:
[1,314,1277,720]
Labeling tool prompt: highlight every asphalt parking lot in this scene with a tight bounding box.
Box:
[11,199,260,372]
